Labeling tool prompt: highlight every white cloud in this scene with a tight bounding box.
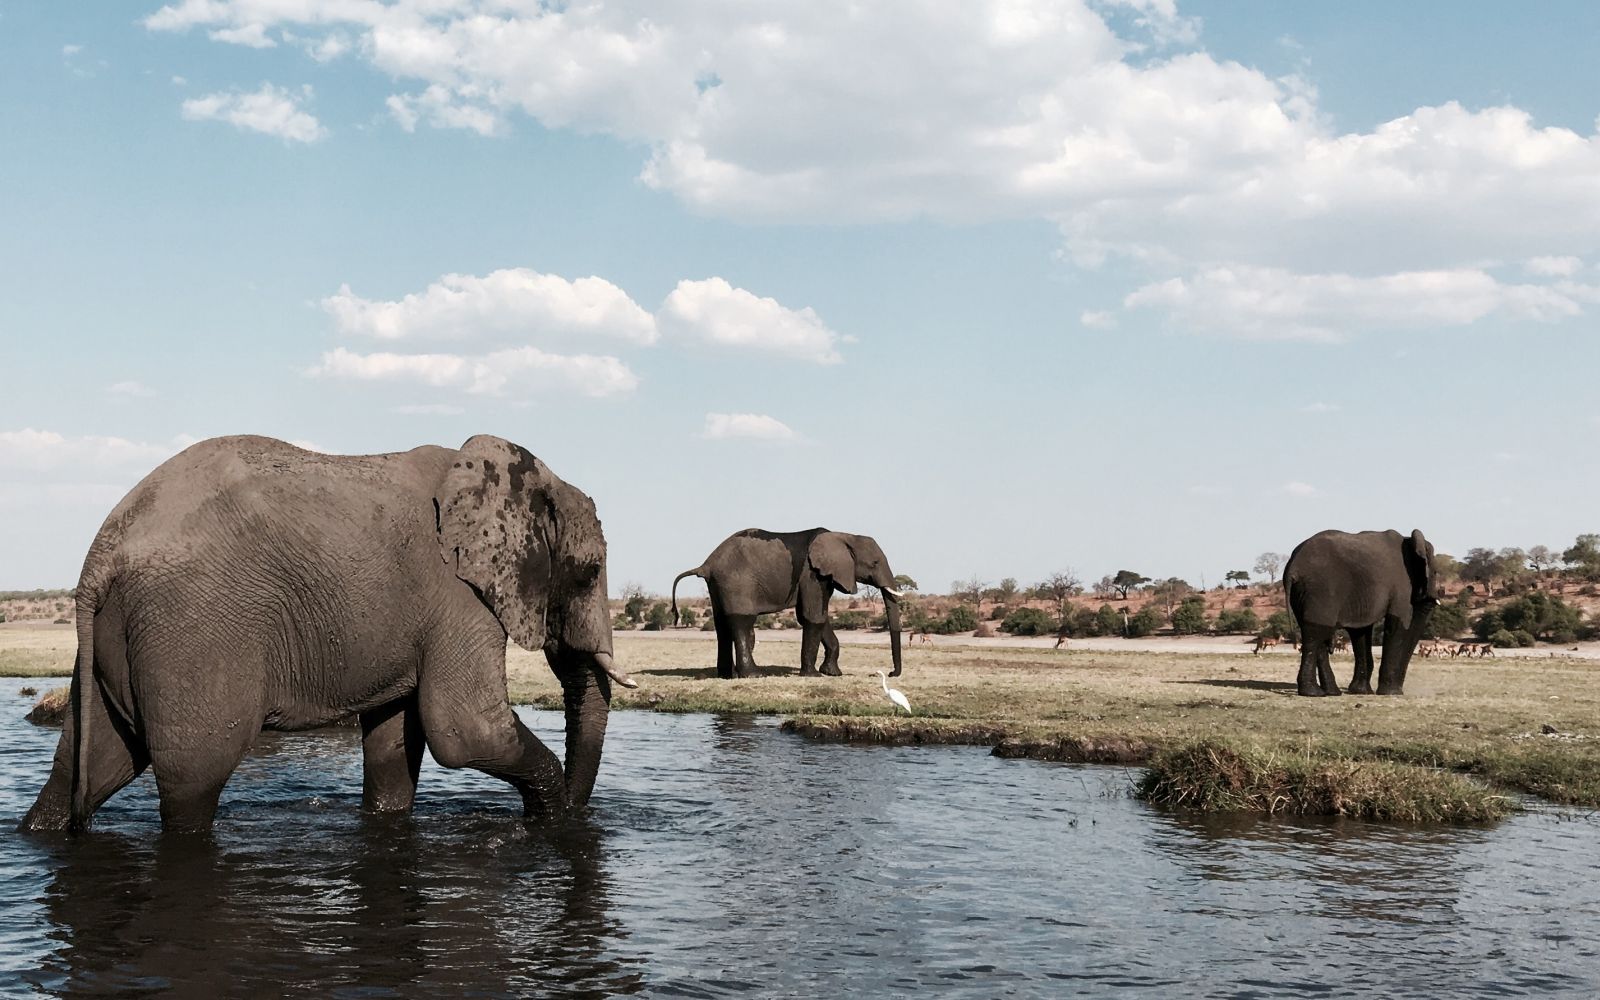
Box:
[309,346,639,398]
[323,269,657,345]
[109,380,158,400]
[211,23,275,47]
[393,403,465,415]
[62,44,82,56]
[659,278,845,364]
[145,1,1600,340]
[1124,265,1583,341]
[701,413,798,442]
[0,429,195,478]
[1525,256,1582,277]
[1080,309,1117,329]
[181,82,327,143]
[1282,481,1321,498]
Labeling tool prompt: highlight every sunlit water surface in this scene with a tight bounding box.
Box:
[2,676,1598,997]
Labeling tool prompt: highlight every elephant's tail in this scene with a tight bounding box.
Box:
[69,597,97,831]
[670,566,706,627]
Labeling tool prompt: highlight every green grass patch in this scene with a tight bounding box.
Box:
[1136,740,1513,823]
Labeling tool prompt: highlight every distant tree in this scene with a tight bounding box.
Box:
[1496,547,1530,589]
[1095,603,1124,637]
[1094,575,1117,600]
[1432,552,1461,585]
[1225,570,1251,588]
[1460,548,1525,591]
[678,606,700,628]
[1033,570,1082,625]
[644,602,672,630]
[1528,545,1555,574]
[1170,596,1211,635]
[1148,578,1193,620]
[1563,534,1600,581]
[1214,608,1259,635]
[1262,610,1299,643]
[1111,570,1150,601]
[942,604,980,634]
[622,582,650,624]
[1253,552,1286,583]
[1125,605,1163,638]
[892,574,919,592]
[989,577,1020,606]
[951,576,987,609]
[1000,607,1057,637]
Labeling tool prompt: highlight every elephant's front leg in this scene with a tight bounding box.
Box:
[1346,626,1375,695]
[818,624,843,676]
[799,624,823,676]
[360,694,423,813]
[1375,614,1413,695]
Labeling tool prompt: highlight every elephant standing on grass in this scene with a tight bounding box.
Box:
[20,434,635,834]
[671,529,904,679]
[1284,529,1440,697]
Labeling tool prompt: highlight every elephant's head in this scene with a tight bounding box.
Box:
[808,531,905,677]
[435,434,633,808]
[1404,528,1442,607]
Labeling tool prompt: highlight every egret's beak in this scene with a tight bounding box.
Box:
[593,650,637,689]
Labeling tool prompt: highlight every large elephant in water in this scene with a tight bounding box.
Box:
[1283,528,1440,697]
[20,434,635,834]
[671,528,904,679]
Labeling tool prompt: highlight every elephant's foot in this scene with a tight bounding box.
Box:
[819,662,843,677]
[1347,683,1374,695]
[797,666,821,677]
[1297,686,1332,697]
[1375,685,1404,696]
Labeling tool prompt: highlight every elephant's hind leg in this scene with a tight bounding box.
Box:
[360,694,423,813]
[729,616,758,678]
[713,610,736,680]
[20,674,150,832]
[1346,626,1375,694]
[1296,624,1339,697]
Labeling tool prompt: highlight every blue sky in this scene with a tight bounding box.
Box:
[3,1,1598,595]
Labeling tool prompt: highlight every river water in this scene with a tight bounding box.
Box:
[1,675,1598,997]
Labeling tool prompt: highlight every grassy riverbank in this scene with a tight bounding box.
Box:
[11,624,1597,818]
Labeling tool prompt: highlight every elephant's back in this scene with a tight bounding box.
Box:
[708,530,803,613]
[1284,529,1405,627]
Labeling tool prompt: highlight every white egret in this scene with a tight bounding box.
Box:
[876,670,911,714]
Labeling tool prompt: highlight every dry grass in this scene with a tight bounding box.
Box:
[0,623,78,676]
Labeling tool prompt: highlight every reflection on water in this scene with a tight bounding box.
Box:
[3,676,1599,997]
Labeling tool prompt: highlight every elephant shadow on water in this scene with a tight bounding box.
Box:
[21,817,643,997]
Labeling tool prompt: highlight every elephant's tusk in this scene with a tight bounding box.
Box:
[593,651,637,688]
[882,587,903,600]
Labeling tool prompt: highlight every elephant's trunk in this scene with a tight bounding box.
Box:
[884,593,904,677]
[560,654,612,809]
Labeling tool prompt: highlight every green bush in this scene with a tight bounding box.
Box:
[941,605,979,633]
[1096,603,1123,636]
[1474,592,1583,643]
[1126,605,1163,638]
[1214,609,1260,635]
[1262,610,1299,643]
[1000,607,1058,636]
[1424,601,1469,640]
[832,610,870,630]
[645,602,673,631]
[612,613,635,631]
[678,607,700,628]
[1488,629,1519,648]
[1513,629,1536,647]
[1170,596,1211,635]
[700,618,716,632]
[988,604,1009,621]
[755,614,778,629]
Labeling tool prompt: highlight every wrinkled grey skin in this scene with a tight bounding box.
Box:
[19,434,633,834]
[671,528,903,679]
[1283,528,1440,697]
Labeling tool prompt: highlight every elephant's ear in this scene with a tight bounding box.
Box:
[435,435,555,651]
[1409,528,1436,600]
[808,533,858,595]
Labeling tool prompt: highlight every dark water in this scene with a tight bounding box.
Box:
[2,677,1599,998]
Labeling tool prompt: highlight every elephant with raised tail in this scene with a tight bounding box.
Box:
[20,434,636,834]
[1284,528,1441,697]
[671,528,904,679]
